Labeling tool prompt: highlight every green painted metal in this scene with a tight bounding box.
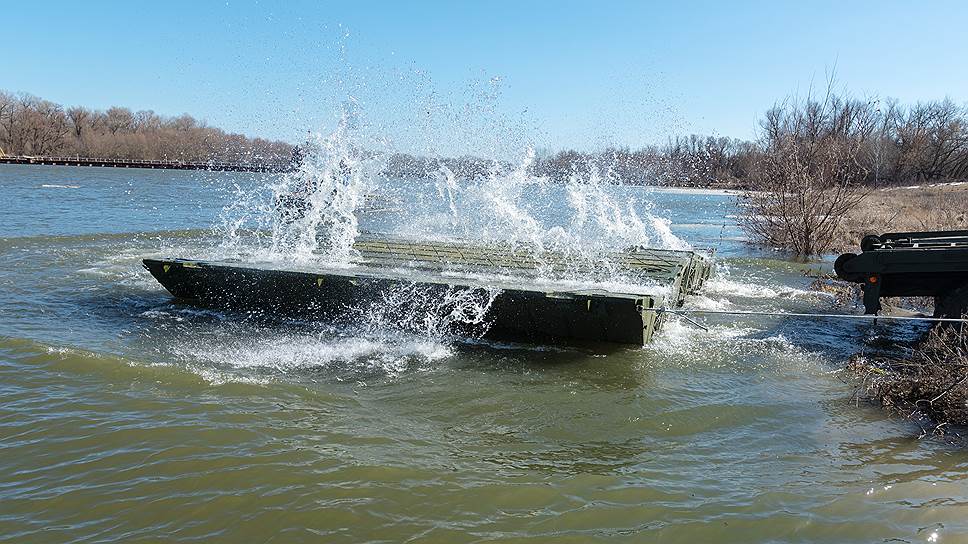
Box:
[835,230,968,317]
[143,235,713,345]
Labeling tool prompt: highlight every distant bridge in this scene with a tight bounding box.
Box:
[0,154,294,173]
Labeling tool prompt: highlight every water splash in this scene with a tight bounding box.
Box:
[268,122,373,263]
[217,112,379,264]
[163,326,454,382]
[385,147,691,289]
[356,283,500,341]
[209,79,695,370]
[402,147,690,256]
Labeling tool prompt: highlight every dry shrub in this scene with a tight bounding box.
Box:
[741,91,875,256]
[808,276,862,307]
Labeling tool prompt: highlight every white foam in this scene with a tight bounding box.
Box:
[648,318,756,353]
[172,333,453,378]
[703,276,817,301]
[686,294,732,311]
[644,316,807,373]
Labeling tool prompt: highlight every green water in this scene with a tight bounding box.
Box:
[1,165,965,543]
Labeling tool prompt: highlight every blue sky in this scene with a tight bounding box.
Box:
[3,1,967,157]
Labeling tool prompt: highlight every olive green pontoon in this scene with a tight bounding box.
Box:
[144,234,713,345]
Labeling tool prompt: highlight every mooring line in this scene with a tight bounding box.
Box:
[657,309,710,331]
[654,308,968,324]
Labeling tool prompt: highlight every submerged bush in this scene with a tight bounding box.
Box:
[849,324,968,433]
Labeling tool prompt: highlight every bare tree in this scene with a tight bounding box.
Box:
[105,107,134,135]
[67,106,90,139]
[0,91,15,153]
[741,90,875,256]
[133,110,161,133]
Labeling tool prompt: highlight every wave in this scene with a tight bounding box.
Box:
[702,276,822,301]
[0,331,364,387]
[169,332,453,378]
[0,334,207,384]
[645,317,821,373]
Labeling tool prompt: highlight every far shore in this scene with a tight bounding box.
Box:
[647,186,746,196]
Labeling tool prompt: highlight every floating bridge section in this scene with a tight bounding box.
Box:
[144,234,713,345]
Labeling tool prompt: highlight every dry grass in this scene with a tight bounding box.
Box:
[832,183,968,254]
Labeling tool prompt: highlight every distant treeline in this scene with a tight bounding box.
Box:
[383,96,968,188]
[0,90,293,164]
[527,97,968,188]
[3,88,966,187]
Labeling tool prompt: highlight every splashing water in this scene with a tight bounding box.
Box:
[269,125,374,263]
[393,149,689,279]
[356,283,500,341]
[402,147,689,255]
[390,147,691,287]
[219,132,688,283]
[214,101,692,355]
[217,113,379,264]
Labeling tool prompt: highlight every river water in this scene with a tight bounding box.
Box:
[1,163,966,543]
